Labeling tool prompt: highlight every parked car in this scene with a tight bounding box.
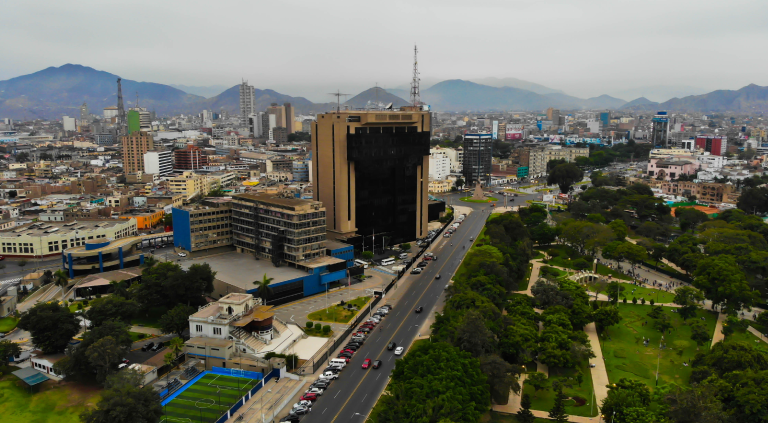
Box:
[394,347,404,356]
[178,252,187,257]
[417,261,428,268]
[411,267,423,274]
[141,342,155,352]
[300,393,318,402]
[319,372,338,380]
[280,415,300,423]
[305,387,324,396]
[150,341,164,352]
[362,358,372,369]
[290,406,310,416]
[372,360,383,369]
[293,400,312,409]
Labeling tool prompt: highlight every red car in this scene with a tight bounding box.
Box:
[340,349,355,355]
[300,393,318,402]
[362,358,372,369]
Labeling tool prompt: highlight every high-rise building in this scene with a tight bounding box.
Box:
[260,113,270,138]
[283,103,295,133]
[174,145,209,170]
[80,102,89,127]
[695,135,727,156]
[143,150,173,176]
[248,112,264,137]
[311,109,431,245]
[651,111,671,147]
[239,81,255,126]
[462,133,493,186]
[127,110,141,134]
[429,149,451,180]
[599,112,611,127]
[272,127,288,144]
[121,131,155,173]
[62,116,76,132]
[267,104,287,129]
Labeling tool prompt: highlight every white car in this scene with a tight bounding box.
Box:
[178,252,187,257]
[293,400,312,409]
[394,346,404,356]
[305,387,324,396]
[319,371,339,380]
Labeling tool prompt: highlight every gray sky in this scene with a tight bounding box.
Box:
[2,0,766,102]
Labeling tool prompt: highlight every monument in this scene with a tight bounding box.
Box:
[472,182,485,200]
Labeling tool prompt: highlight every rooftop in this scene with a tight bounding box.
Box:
[234,193,323,211]
[179,251,308,290]
[0,219,130,238]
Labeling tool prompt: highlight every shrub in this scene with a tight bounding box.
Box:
[68,299,74,303]
[632,297,637,304]
[623,297,627,304]
[83,300,90,306]
[76,303,83,310]
[650,299,655,306]
[138,333,146,339]
[572,258,590,270]
[322,325,331,334]
[306,321,314,329]
[641,298,646,304]
[547,248,560,257]
[95,293,102,299]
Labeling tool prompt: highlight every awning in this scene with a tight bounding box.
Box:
[12,367,49,386]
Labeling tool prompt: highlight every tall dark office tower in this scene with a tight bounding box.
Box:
[311,108,431,246]
[463,133,493,186]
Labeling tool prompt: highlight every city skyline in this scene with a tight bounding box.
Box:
[1,0,766,102]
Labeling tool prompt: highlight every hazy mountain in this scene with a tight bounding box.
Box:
[384,88,411,102]
[170,84,230,98]
[344,87,409,109]
[610,85,706,103]
[655,84,768,112]
[619,97,660,111]
[471,77,564,95]
[0,64,203,119]
[201,85,335,116]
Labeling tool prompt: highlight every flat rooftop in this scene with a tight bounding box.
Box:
[234,193,323,211]
[180,252,308,290]
[0,220,126,238]
[324,240,352,251]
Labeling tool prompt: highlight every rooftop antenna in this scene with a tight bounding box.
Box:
[136,92,140,109]
[410,45,421,107]
[329,90,350,113]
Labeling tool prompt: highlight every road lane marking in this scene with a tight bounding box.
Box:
[334,391,341,399]
[329,214,480,422]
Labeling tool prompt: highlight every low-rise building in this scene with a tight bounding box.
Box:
[1,219,138,258]
[647,158,698,180]
[428,179,453,193]
[31,351,66,378]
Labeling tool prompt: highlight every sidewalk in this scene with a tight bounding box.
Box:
[711,313,726,346]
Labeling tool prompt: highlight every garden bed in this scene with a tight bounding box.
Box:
[522,359,597,417]
[307,296,371,324]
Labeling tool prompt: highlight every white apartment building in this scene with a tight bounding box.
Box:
[429,149,451,180]
[143,150,173,176]
[695,153,726,170]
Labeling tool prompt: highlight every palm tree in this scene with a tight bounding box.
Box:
[163,352,175,383]
[142,256,158,268]
[109,280,128,298]
[169,337,184,359]
[253,273,274,303]
[53,269,69,288]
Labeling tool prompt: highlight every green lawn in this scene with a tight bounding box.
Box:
[486,412,553,422]
[724,330,768,353]
[129,331,151,342]
[460,196,499,203]
[307,296,371,323]
[523,360,598,417]
[599,303,718,388]
[531,251,545,260]
[162,373,259,423]
[130,306,169,329]
[0,317,19,332]
[598,283,676,304]
[0,375,101,423]
[518,263,533,291]
[504,189,526,194]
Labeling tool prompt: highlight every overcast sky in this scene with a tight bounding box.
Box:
[2,0,766,102]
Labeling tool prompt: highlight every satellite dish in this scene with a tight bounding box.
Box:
[385,102,393,110]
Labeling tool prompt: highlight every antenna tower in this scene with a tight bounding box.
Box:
[116,78,125,128]
[410,45,421,107]
[329,90,350,113]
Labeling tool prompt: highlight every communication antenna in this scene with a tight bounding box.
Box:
[329,90,350,113]
[136,92,140,109]
[410,45,421,107]
[116,78,125,129]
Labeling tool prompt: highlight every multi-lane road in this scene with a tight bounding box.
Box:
[300,200,492,423]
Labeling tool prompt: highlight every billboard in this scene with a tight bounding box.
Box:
[492,121,499,139]
[506,129,522,140]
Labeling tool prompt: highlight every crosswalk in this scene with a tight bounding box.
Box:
[0,277,22,286]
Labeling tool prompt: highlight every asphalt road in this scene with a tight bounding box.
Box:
[301,200,491,423]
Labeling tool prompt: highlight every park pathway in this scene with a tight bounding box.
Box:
[584,323,609,408]
[711,313,726,346]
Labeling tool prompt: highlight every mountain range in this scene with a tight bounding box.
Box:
[1,64,768,120]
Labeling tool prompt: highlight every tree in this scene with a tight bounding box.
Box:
[80,370,163,423]
[677,207,709,233]
[673,286,704,320]
[376,342,489,423]
[526,372,549,397]
[162,213,173,228]
[549,386,569,423]
[163,352,175,382]
[159,304,195,338]
[18,302,80,354]
[86,296,139,327]
[400,243,411,251]
[454,177,465,190]
[253,273,274,303]
[693,255,757,313]
[592,306,621,331]
[654,312,672,334]
[547,158,567,172]
[517,393,536,423]
[608,219,628,240]
[547,163,584,194]
[7,189,18,199]
[54,320,133,381]
[737,187,768,214]
[52,269,69,288]
[601,378,652,422]
[361,251,374,260]
[689,321,710,348]
[454,310,495,358]
[42,269,53,285]
[86,336,123,383]
[480,354,521,404]
[0,339,21,362]
[664,384,729,423]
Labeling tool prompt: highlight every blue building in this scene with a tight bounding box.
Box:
[600,112,610,127]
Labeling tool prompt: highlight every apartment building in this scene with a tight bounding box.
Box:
[544,145,590,164]
[429,149,451,180]
[172,199,233,253]
[121,131,154,173]
[174,145,209,171]
[232,193,327,266]
[168,172,209,201]
[660,181,736,204]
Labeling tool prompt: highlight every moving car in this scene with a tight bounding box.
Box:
[178,252,187,257]
[362,358,372,369]
[435,274,441,279]
[372,360,383,369]
[387,342,396,351]
[411,267,423,274]
[415,306,423,313]
[394,346,404,356]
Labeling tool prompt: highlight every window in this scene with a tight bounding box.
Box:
[195,324,203,332]
[213,327,222,335]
